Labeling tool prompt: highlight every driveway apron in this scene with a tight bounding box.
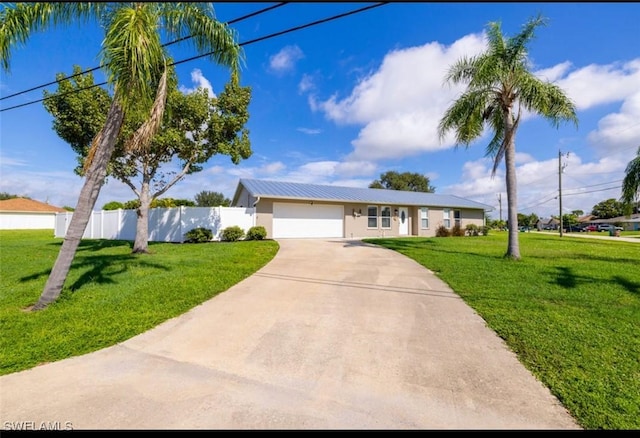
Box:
[0,239,579,429]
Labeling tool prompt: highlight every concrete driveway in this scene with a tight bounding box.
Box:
[0,239,580,430]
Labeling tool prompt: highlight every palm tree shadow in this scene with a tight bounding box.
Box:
[554,266,578,288]
[48,239,164,252]
[612,275,640,295]
[21,254,170,291]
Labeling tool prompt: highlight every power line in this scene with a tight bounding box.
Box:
[0,2,388,113]
[562,185,622,196]
[0,2,289,102]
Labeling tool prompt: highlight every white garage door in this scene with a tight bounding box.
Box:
[273,202,344,238]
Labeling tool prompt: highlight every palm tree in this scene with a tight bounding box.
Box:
[621,146,640,214]
[1,3,242,310]
[438,14,578,259]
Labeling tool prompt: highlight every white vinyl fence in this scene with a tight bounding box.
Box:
[55,206,255,242]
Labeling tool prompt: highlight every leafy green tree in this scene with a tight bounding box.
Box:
[1,3,242,310]
[45,68,251,254]
[195,190,231,207]
[369,171,435,192]
[562,213,579,227]
[438,15,577,260]
[517,213,528,227]
[591,198,624,219]
[621,146,640,214]
[0,192,20,200]
[571,209,584,217]
[102,201,124,211]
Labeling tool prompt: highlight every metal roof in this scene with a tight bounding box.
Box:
[235,178,494,211]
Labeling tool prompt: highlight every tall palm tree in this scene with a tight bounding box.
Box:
[438,14,577,260]
[621,146,640,214]
[1,3,242,310]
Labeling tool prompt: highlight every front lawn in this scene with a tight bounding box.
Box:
[364,232,640,430]
[0,230,278,376]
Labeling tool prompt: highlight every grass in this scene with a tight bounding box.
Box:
[0,230,278,376]
[363,231,640,430]
[2,229,638,429]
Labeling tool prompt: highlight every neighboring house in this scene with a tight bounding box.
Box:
[0,198,67,230]
[592,214,640,231]
[536,217,559,230]
[577,214,595,224]
[231,178,493,239]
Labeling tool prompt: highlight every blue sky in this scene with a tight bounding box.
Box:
[1,2,639,219]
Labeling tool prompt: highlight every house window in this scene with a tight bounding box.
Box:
[367,206,378,228]
[420,207,429,229]
[443,208,451,228]
[381,206,391,228]
[454,210,461,227]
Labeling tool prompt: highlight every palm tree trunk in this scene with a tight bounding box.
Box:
[132,181,151,254]
[32,100,125,311]
[504,124,521,260]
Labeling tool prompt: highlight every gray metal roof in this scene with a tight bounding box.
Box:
[236,178,494,211]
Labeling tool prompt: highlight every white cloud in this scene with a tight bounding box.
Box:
[297,127,322,135]
[587,90,640,157]
[179,68,215,98]
[314,33,488,160]
[298,73,315,94]
[555,60,640,110]
[268,45,304,74]
[534,61,572,82]
[442,152,630,218]
[0,168,83,208]
[0,155,28,167]
[312,29,640,169]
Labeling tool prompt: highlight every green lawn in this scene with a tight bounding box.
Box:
[0,229,278,376]
[2,230,638,429]
[364,231,640,430]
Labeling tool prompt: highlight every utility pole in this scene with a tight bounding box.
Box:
[497,193,502,222]
[558,150,568,237]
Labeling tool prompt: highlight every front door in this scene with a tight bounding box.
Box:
[398,207,409,235]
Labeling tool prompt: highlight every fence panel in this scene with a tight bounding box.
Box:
[54,207,254,242]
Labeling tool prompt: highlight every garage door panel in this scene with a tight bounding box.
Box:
[273,203,343,238]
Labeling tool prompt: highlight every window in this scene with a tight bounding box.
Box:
[381,206,391,228]
[443,208,451,228]
[420,207,429,229]
[367,206,378,228]
[454,210,461,227]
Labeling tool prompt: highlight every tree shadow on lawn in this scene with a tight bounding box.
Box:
[20,253,171,292]
[47,239,166,252]
[551,266,640,295]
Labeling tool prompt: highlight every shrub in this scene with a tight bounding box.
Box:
[184,227,213,243]
[480,225,490,236]
[465,224,480,236]
[451,223,465,237]
[245,225,267,240]
[221,225,245,242]
[435,225,450,237]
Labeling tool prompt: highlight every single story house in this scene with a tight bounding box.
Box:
[232,178,493,239]
[535,217,560,230]
[0,198,67,230]
[592,213,640,231]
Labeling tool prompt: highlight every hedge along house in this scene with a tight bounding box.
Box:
[232,178,494,239]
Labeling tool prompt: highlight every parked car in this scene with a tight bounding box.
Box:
[565,224,584,232]
[584,225,597,232]
[596,224,623,232]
